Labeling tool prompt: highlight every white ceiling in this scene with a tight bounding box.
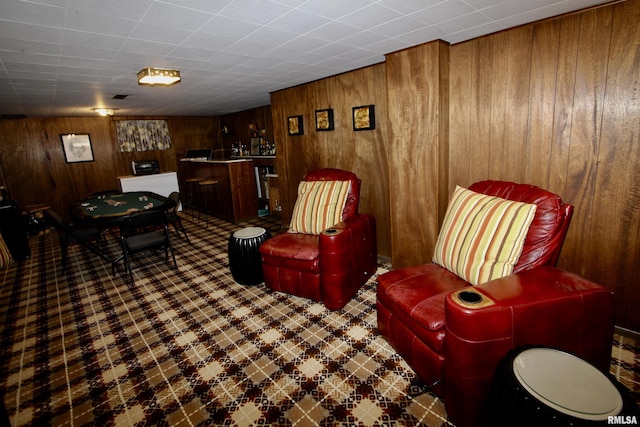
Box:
[0,0,613,118]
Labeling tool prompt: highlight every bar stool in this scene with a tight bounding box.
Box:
[184,177,203,218]
[199,179,219,227]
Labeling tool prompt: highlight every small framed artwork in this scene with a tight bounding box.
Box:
[315,109,334,131]
[288,115,304,136]
[61,133,94,163]
[352,105,376,131]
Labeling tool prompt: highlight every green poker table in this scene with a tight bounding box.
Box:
[71,191,174,226]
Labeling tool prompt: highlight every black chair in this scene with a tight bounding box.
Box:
[166,192,190,243]
[113,210,177,283]
[45,209,104,274]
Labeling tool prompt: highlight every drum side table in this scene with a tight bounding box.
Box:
[228,227,271,285]
[487,346,639,427]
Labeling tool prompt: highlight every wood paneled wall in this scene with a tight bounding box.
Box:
[219,106,273,158]
[386,41,449,267]
[270,64,391,257]
[269,0,640,331]
[448,0,640,329]
[0,116,219,222]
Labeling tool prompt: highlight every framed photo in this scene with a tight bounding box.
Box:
[250,137,261,155]
[287,115,304,136]
[315,109,334,131]
[352,105,376,131]
[61,133,94,163]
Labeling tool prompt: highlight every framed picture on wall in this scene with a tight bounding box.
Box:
[352,105,375,131]
[60,133,94,163]
[288,115,304,136]
[315,109,334,131]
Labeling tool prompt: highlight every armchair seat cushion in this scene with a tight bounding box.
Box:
[259,233,320,273]
[377,264,469,351]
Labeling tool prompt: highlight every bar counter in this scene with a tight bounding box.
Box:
[180,158,258,223]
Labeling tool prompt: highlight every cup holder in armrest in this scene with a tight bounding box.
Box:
[459,291,482,303]
[322,228,343,236]
[452,288,495,309]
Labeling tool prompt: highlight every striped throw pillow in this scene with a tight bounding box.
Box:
[289,180,351,235]
[432,186,537,285]
[0,234,12,269]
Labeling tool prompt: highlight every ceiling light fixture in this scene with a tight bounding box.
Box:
[91,108,117,116]
[137,67,181,86]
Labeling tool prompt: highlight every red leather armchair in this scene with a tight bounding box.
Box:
[259,168,377,310]
[376,180,615,426]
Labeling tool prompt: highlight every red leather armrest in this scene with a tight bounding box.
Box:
[443,266,614,427]
[319,214,377,310]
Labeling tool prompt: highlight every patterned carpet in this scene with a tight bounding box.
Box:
[0,211,638,426]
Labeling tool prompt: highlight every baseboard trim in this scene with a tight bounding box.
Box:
[615,325,640,341]
[377,255,391,265]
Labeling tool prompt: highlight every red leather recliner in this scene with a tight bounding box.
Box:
[376,180,615,427]
[259,168,377,310]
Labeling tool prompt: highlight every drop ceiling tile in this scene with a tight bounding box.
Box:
[0,1,65,27]
[378,0,441,14]
[0,0,616,116]
[141,2,214,30]
[306,21,361,43]
[199,15,261,38]
[0,38,60,56]
[64,11,137,37]
[297,0,373,20]
[66,0,152,20]
[409,0,477,26]
[129,23,192,44]
[370,15,431,38]
[337,3,403,29]
[219,0,294,25]
[119,39,178,56]
[1,53,59,67]
[268,8,331,34]
[0,21,63,44]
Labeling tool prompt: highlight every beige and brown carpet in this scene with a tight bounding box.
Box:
[0,211,638,426]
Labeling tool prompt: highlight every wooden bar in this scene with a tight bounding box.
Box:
[180,159,258,223]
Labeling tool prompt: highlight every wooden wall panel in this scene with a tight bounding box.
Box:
[219,106,273,159]
[270,64,391,257]
[0,116,218,222]
[386,41,449,267]
[448,0,640,330]
[587,0,640,329]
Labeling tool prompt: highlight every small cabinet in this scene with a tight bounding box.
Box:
[267,174,281,218]
[230,155,276,216]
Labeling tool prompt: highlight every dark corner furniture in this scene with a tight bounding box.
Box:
[166,192,190,243]
[376,180,615,427]
[113,210,178,283]
[45,209,103,274]
[259,168,377,310]
[0,199,30,261]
